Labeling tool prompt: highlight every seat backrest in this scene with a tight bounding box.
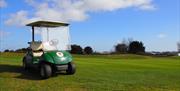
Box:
[30,42,43,51]
[32,51,43,57]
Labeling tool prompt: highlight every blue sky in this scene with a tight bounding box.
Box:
[0,0,180,52]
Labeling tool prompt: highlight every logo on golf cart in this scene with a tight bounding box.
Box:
[56,52,64,57]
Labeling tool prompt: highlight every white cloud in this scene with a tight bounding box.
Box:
[5,10,30,26]
[157,33,167,39]
[82,0,155,11]
[0,0,7,8]
[6,0,155,26]
[139,4,156,10]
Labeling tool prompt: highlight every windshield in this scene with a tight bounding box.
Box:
[37,26,71,51]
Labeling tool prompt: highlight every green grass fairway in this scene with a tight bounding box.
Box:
[0,53,180,91]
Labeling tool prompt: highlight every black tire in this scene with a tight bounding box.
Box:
[66,62,76,75]
[40,64,52,79]
[22,58,28,70]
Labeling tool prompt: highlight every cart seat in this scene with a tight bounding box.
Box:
[32,51,43,57]
[30,42,43,57]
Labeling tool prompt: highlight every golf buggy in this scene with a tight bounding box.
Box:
[22,21,75,79]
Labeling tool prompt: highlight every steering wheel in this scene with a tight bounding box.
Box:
[49,39,59,46]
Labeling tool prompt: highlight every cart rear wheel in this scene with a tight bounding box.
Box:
[66,62,76,75]
[40,64,52,79]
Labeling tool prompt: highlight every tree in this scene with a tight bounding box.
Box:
[4,49,10,52]
[121,38,133,47]
[115,43,128,53]
[128,41,145,54]
[70,45,83,54]
[15,48,27,53]
[9,50,14,52]
[84,46,93,54]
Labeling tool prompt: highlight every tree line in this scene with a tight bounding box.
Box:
[115,41,145,54]
[2,40,145,55]
[2,45,94,54]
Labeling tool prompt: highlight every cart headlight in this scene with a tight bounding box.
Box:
[56,52,64,57]
[61,57,66,61]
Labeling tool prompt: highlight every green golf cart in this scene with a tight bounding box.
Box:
[22,21,75,79]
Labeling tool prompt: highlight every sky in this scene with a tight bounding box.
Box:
[0,0,180,52]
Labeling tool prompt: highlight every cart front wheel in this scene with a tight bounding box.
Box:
[66,62,76,75]
[40,64,52,79]
[22,58,28,70]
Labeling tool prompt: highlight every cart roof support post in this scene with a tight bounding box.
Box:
[32,26,34,42]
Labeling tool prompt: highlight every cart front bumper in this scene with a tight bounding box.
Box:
[55,64,68,71]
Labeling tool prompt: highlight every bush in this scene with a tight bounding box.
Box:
[84,46,93,54]
[115,43,128,53]
[70,45,83,54]
[128,41,145,54]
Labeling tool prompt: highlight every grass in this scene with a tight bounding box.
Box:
[0,53,180,91]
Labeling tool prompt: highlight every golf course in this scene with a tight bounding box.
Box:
[0,52,180,91]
